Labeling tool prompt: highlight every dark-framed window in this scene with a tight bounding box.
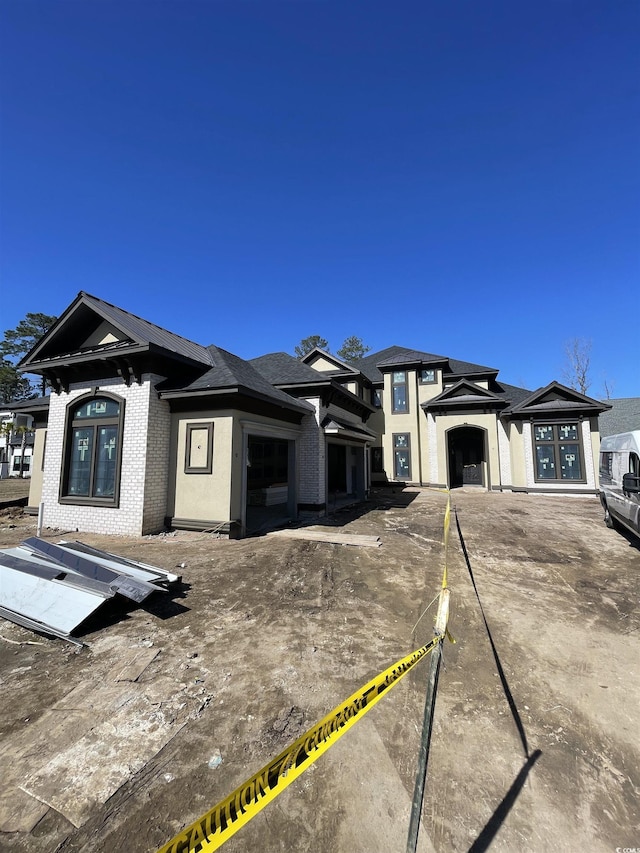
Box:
[12,454,31,473]
[185,422,214,474]
[532,422,584,482]
[393,433,411,479]
[372,388,382,408]
[61,394,124,505]
[392,371,408,413]
[419,368,437,384]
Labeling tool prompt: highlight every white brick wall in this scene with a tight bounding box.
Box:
[41,376,168,536]
[581,419,596,489]
[427,412,438,483]
[142,376,172,533]
[497,418,512,488]
[297,398,325,505]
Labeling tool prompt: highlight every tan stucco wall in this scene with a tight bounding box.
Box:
[382,368,443,483]
[169,412,234,524]
[435,412,501,489]
[26,428,46,510]
[307,354,340,373]
[508,421,527,486]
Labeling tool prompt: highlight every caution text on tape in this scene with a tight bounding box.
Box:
[158,636,439,853]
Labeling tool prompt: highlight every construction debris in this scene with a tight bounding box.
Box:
[0,538,181,644]
[267,528,382,547]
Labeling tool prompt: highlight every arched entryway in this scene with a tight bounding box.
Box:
[447,426,487,488]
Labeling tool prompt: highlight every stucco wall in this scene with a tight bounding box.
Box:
[169,412,234,525]
[26,428,46,510]
[381,367,443,484]
[436,412,501,489]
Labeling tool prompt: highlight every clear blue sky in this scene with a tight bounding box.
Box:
[1,0,638,397]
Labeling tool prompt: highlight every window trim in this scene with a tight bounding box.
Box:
[185,422,214,474]
[393,432,411,480]
[391,371,409,414]
[419,368,437,385]
[59,392,125,507]
[531,421,586,484]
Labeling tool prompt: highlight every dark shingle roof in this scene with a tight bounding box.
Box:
[375,348,448,367]
[445,357,498,377]
[492,382,533,407]
[160,346,313,413]
[350,346,497,383]
[598,398,640,437]
[250,352,328,385]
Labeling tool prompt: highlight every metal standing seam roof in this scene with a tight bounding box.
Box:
[20,292,214,369]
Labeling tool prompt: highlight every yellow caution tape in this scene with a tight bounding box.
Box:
[441,494,451,589]
[157,636,440,853]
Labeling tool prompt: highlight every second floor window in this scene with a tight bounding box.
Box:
[392,371,408,413]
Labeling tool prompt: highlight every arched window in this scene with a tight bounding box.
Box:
[61,394,125,505]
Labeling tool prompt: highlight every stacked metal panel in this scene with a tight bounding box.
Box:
[0,538,181,644]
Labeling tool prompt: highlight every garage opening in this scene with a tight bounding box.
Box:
[246,437,292,534]
[447,426,486,488]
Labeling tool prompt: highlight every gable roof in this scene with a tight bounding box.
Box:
[20,292,213,370]
[598,397,640,437]
[423,379,509,411]
[300,348,360,376]
[504,381,611,416]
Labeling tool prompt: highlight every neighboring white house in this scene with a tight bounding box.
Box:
[0,409,35,479]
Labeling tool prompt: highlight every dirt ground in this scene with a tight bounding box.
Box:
[0,488,638,853]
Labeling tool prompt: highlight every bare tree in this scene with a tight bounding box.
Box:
[562,338,592,395]
[601,375,616,400]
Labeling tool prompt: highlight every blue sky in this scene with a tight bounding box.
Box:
[1,0,638,397]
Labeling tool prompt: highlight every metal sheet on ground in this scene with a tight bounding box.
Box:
[20,539,158,603]
[57,540,181,584]
[0,564,108,637]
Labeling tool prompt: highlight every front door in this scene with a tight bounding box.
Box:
[447,427,486,488]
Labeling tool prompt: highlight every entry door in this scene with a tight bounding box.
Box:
[448,427,485,488]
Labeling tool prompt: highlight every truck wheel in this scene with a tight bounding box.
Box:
[603,504,615,529]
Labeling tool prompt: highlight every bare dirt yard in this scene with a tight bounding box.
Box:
[0,488,638,853]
